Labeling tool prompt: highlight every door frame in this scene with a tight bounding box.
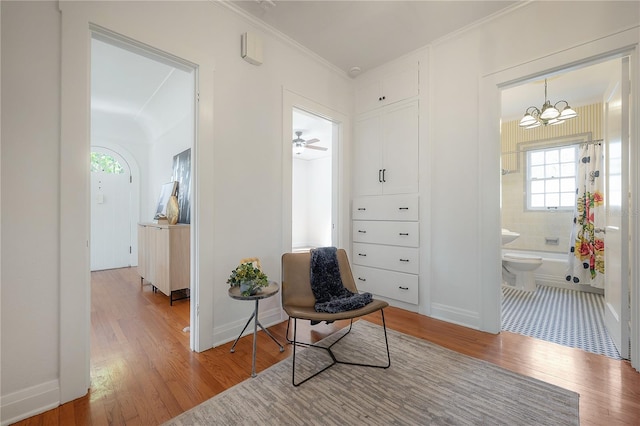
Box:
[282,89,351,254]
[479,28,639,370]
[603,59,631,358]
[60,6,214,402]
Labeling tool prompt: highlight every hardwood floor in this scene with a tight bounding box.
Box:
[14,267,640,425]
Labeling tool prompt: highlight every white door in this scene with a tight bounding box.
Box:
[90,148,132,271]
[603,57,630,359]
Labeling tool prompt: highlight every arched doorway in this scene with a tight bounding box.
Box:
[90,147,134,271]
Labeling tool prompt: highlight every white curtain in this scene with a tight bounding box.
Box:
[566,143,605,288]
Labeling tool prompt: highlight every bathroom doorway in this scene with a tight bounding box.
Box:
[499,57,631,359]
[291,108,337,251]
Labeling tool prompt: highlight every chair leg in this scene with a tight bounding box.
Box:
[290,310,391,386]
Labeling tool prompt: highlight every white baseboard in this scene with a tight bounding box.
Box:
[213,307,284,347]
[535,275,604,294]
[1,379,60,426]
[430,303,480,330]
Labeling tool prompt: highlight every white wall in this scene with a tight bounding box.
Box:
[1,1,353,422]
[427,2,639,330]
[1,2,62,422]
[292,157,332,249]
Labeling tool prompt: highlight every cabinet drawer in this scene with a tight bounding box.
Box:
[352,221,419,247]
[352,243,419,274]
[352,195,418,221]
[352,265,418,304]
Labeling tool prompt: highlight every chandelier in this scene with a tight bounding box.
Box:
[518,79,578,129]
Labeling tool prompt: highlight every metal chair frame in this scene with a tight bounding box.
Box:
[284,310,391,387]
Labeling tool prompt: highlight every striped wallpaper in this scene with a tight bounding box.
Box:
[501,103,603,172]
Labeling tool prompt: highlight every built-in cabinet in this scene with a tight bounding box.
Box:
[355,62,419,113]
[138,222,190,305]
[353,100,419,196]
[351,59,420,309]
[351,195,419,306]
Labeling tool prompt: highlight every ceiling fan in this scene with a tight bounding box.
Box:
[292,131,327,155]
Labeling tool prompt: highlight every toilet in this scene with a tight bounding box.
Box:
[502,253,543,292]
[500,228,542,292]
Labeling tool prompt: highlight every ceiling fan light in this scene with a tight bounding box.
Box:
[559,106,577,120]
[293,142,304,155]
[519,113,536,127]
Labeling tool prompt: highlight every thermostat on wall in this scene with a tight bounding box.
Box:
[241,32,263,66]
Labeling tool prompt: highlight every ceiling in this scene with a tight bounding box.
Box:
[91,1,622,149]
[231,0,518,74]
[91,37,194,144]
[232,0,620,121]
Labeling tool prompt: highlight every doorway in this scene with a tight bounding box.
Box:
[282,90,350,254]
[498,57,631,359]
[90,31,196,336]
[90,146,136,271]
[291,108,336,251]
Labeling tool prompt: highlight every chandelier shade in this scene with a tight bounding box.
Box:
[518,79,578,129]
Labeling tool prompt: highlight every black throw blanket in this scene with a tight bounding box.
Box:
[310,247,373,313]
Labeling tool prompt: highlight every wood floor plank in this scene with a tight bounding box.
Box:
[10,267,640,425]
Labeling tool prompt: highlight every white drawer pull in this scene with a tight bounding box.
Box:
[399,286,409,290]
[399,258,410,262]
[399,232,409,236]
[358,230,367,233]
[358,253,367,257]
[399,207,409,210]
[358,277,366,281]
[357,207,366,211]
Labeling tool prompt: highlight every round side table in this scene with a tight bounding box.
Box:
[228,281,284,377]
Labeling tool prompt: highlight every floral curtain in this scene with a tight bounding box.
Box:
[566,143,605,288]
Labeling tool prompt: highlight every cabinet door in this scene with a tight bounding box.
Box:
[169,226,190,292]
[154,227,170,296]
[355,62,419,114]
[353,112,383,196]
[381,65,419,106]
[355,79,382,114]
[382,100,419,194]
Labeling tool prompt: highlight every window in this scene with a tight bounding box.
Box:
[91,152,124,174]
[526,145,577,211]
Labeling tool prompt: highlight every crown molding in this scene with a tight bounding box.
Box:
[431,1,531,47]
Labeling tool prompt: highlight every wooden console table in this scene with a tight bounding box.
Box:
[137,222,190,305]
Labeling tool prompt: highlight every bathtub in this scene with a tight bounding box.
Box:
[502,249,603,294]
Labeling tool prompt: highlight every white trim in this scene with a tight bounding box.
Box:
[430,303,481,330]
[0,380,59,426]
[213,307,282,347]
[628,45,640,371]
[282,89,351,256]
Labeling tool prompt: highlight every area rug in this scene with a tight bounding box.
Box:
[502,284,621,359]
[165,320,579,425]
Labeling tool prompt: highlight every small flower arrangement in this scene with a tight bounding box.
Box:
[227,262,269,296]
